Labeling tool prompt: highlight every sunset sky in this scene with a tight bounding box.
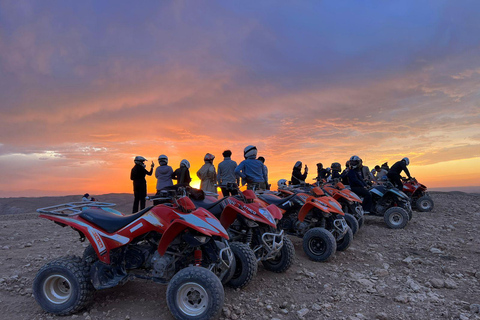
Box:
[1,1,479,197]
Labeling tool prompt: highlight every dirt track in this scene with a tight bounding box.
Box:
[0,192,479,320]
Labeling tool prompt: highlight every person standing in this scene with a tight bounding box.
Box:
[316,163,331,181]
[155,154,173,193]
[291,161,308,185]
[172,159,192,187]
[359,158,375,184]
[197,153,217,194]
[347,156,372,214]
[217,150,238,196]
[257,156,270,190]
[131,156,154,213]
[387,157,411,189]
[235,145,268,190]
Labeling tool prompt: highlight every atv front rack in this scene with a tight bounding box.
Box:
[37,202,116,216]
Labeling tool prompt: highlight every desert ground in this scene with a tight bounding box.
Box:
[0,192,479,320]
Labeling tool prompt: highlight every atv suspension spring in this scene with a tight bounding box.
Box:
[194,249,202,266]
[246,229,253,245]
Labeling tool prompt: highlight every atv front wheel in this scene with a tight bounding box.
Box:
[262,236,295,273]
[167,266,224,320]
[384,207,409,229]
[336,226,353,252]
[226,242,257,289]
[302,227,336,262]
[33,256,94,315]
[416,196,434,212]
[343,213,359,235]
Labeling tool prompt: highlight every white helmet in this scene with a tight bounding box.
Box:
[134,156,147,165]
[278,179,288,188]
[180,159,190,169]
[158,154,168,165]
[349,155,361,168]
[244,145,257,159]
[402,157,410,165]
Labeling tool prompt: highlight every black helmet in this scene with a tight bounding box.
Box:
[349,155,361,168]
[331,162,341,171]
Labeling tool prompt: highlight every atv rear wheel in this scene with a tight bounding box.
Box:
[226,242,257,289]
[384,207,409,229]
[82,245,98,267]
[336,226,353,252]
[262,236,295,273]
[33,256,94,315]
[343,213,359,235]
[416,195,434,212]
[167,266,224,320]
[302,227,336,262]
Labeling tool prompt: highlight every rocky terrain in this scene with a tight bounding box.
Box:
[0,192,479,320]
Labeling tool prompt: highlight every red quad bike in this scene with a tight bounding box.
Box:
[319,181,365,234]
[402,177,434,212]
[33,192,234,320]
[255,189,352,262]
[277,182,363,236]
[188,184,295,288]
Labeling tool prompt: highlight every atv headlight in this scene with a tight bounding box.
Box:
[193,235,208,244]
[259,208,276,225]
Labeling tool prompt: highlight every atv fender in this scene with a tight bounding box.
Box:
[266,204,283,220]
[219,204,245,229]
[297,198,329,222]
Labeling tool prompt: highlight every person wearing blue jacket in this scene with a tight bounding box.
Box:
[235,145,267,190]
[347,156,372,214]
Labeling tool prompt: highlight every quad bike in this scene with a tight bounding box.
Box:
[278,181,363,236]
[255,188,352,262]
[33,191,234,320]
[188,184,295,288]
[402,177,434,212]
[364,182,413,229]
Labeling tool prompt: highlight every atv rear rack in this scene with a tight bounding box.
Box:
[37,202,116,216]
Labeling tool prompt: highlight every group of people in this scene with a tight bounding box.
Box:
[302,156,411,215]
[129,145,412,215]
[129,146,269,213]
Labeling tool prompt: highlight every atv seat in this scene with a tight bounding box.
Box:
[80,206,153,234]
[259,194,297,208]
[191,198,225,218]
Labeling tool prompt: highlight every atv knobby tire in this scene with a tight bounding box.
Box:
[167,266,224,320]
[33,256,94,315]
[343,213,359,235]
[336,226,353,252]
[262,236,295,273]
[302,227,336,262]
[226,242,257,289]
[384,207,409,229]
[416,195,434,212]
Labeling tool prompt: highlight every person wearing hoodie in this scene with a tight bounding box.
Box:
[316,163,331,181]
[291,161,308,185]
[387,157,411,189]
[155,154,173,193]
[130,155,154,213]
[235,145,267,190]
[197,153,217,194]
[217,150,238,196]
[172,159,192,187]
[347,155,372,214]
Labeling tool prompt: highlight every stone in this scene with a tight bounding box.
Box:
[430,279,445,288]
[266,305,273,312]
[394,294,409,304]
[297,308,309,317]
[429,248,443,254]
[376,312,389,320]
[407,279,422,293]
[444,279,458,289]
[357,279,375,287]
[312,303,321,311]
[470,304,480,313]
